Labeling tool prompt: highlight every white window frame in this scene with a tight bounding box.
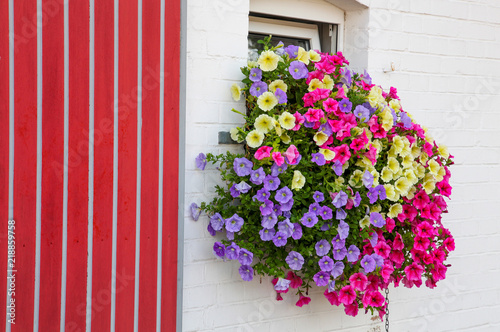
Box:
[250,0,345,52]
[249,17,322,51]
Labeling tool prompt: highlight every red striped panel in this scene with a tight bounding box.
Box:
[161,0,181,329]
[12,1,38,330]
[91,0,114,330]
[115,1,138,330]
[39,0,64,329]
[139,0,161,330]
[65,1,90,330]
[0,0,9,328]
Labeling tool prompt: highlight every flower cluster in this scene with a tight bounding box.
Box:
[191,37,454,319]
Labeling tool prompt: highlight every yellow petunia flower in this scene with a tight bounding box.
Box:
[254,114,274,134]
[269,79,288,93]
[428,159,440,176]
[313,131,329,146]
[381,167,394,183]
[387,204,403,218]
[308,78,324,92]
[309,49,321,62]
[291,170,306,191]
[297,47,310,65]
[319,148,336,161]
[278,111,296,130]
[257,92,278,112]
[246,130,264,148]
[359,215,370,229]
[230,83,242,101]
[258,50,280,71]
[387,157,400,174]
[322,75,334,90]
[438,144,449,159]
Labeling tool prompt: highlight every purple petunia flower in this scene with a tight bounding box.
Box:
[331,261,345,278]
[303,120,315,128]
[361,69,372,84]
[239,265,254,281]
[274,277,292,292]
[354,105,370,123]
[249,81,268,97]
[314,271,331,287]
[286,251,304,270]
[275,186,293,204]
[275,88,287,104]
[346,245,360,262]
[319,206,333,220]
[301,211,318,228]
[332,160,343,176]
[336,208,347,220]
[338,220,350,239]
[263,175,280,191]
[238,248,253,265]
[332,235,345,250]
[369,232,378,247]
[259,199,274,216]
[278,219,294,238]
[315,239,331,256]
[213,242,225,259]
[332,190,348,208]
[261,212,278,229]
[249,67,262,82]
[360,255,376,273]
[309,202,322,215]
[313,191,325,203]
[376,185,387,200]
[280,198,294,212]
[371,253,384,268]
[233,157,253,177]
[276,41,285,55]
[340,68,352,86]
[273,232,288,247]
[320,222,332,231]
[338,98,352,113]
[226,230,234,240]
[235,181,251,194]
[292,223,303,240]
[254,188,271,202]
[270,162,287,176]
[207,223,216,236]
[226,214,244,232]
[190,203,201,221]
[370,212,386,228]
[362,170,374,189]
[259,227,275,241]
[195,153,207,170]
[250,167,266,185]
[230,184,241,198]
[328,280,336,293]
[285,45,299,58]
[311,152,326,166]
[319,121,333,136]
[226,242,240,260]
[319,256,334,272]
[272,204,282,216]
[353,192,361,207]
[333,247,347,261]
[400,112,412,129]
[288,61,308,79]
[367,187,379,204]
[210,213,225,231]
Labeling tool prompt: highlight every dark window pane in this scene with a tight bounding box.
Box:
[248,33,310,60]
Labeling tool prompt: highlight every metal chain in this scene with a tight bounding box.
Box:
[385,288,390,332]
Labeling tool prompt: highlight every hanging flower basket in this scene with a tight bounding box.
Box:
[191,36,455,319]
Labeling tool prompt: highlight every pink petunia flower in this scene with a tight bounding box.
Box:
[404,262,424,281]
[254,146,272,160]
[332,144,351,165]
[286,271,303,289]
[296,294,311,307]
[344,302,359,317]
[272,152,285,166]
[338,285,357,305]
[292,112,305,131]
[324,289,341,306]
[349,273,368,291]
[362,291,385,308]
[304,108,324,123]
[285,145,300,164]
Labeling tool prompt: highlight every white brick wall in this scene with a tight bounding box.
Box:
[183,0,500,330]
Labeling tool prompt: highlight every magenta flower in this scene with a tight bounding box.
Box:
[195,153,207,170]
[259,227,275,241]
[285,145,300,164]
[286,271,303,288]
[324,289,340,306]
[225,242,240,260]
[304,108,324,122]
[405,262,424,281]
[213,242,225,259]
[209,213,224,231]
[239,265,254,281]
[338,285,356,305]
[349,272,368,291]
[286,251,304,270]
[226,214,244,232]
[296,294,311,307]
[233,157,253,177]
[254,146,272,160]
[238,248,253,265]
[315,239,331,256]
[313,271,330,287]
[344,302,359,317]
[362,291,385,308]
[332,144,351,165]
